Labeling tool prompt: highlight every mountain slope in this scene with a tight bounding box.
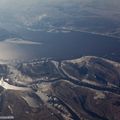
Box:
[0,56,119,120]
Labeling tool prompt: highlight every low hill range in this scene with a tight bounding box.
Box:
[0,56,119,120]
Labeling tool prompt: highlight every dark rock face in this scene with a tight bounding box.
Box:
[0,56,120,120]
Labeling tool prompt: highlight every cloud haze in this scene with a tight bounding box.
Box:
[0,0,120,34]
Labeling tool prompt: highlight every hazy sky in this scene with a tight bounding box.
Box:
[0,0,120,31]
[0,0,119,11]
